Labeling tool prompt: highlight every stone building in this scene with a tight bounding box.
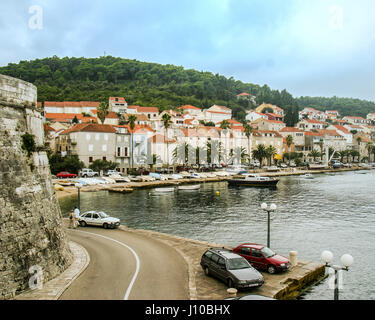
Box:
[0,74,73,299]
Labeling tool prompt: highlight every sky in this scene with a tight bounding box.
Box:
[1,0,375,101]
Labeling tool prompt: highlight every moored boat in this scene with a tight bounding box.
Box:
[154,187,175,192]
[178,184,200,190]
[227,174,279,187]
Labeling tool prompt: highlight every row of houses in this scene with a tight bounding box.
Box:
[42,96,375,172]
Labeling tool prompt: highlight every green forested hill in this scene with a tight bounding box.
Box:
[0,56,299,125]
[296,96,375,118]
[1,55,373,125]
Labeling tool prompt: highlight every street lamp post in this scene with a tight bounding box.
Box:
[75,183,82,211]
[321,250,354,300]
[260,202,277,248]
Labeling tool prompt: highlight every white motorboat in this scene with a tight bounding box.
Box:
[178,184,200,190]
[301,173,314,179]
[227,173,279,187]
[154,187,175,192]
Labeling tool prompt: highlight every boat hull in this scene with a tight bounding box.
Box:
[227,179,279,187]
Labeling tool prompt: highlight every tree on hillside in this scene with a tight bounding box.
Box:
[97,102,109,124]
[244,124,253,163]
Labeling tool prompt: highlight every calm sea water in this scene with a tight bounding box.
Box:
[59,170,375,300]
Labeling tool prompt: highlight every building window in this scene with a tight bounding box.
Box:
[102,144,107,152]
[86,134,91,141]
[125,147,128,157]
[117,147,121,157]
[95,133,100,141]
[88,144,93,152]
[89,157,93,163]
[103,157,106,161]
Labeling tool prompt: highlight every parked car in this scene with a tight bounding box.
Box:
[78,211,120,229]
[81,168,99,177]
[233,243,290,274]
[56,171,77,179]
[105,169,118,176]
[331,160,343,168]
[200,248,264,289]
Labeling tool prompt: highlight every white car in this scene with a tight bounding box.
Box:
[78,211,120,229]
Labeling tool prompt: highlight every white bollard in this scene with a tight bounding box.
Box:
[289,251,298,267]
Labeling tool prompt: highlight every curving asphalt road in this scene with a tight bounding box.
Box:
[59,227,189,300]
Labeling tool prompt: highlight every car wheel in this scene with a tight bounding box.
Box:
[103,223,108,229]
[79,221,87,227]
[227,278,234,288]
[267,265,276,274]
[204,267,210,276]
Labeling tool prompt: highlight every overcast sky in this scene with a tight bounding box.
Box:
[1,0,375,101]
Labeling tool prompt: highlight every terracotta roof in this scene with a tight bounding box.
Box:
[263,119,285,124]
[132,124,154,133]
[304,131,324,137]
[206,110,230,115]
[45,113,97,123]
[237,92,251,96]
[137,106,159,113]
[280,127,304,133]
[344,116,365,120]
[331,125,351,134]
[43,123,56,132]
[317,129,343,137]
[356,135,373,143]
[42,101,100,107]
[61,123,116,134]
[304,119,326,124]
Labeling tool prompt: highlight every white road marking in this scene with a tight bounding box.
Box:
[70,229,140,300]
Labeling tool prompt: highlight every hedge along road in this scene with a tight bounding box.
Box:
[59,227,189,300]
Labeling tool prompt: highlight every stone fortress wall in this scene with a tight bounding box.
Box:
[0,74,73,299]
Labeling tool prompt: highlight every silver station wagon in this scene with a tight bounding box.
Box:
[78,211,120,229]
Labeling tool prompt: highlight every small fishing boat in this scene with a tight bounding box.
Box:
[154,187,175,192]
[300,173,314,179]
[178,184,200,190]
[227,174,279,187]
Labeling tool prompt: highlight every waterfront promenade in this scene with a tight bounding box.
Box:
[55,165,372,200]
[15,220,326,300]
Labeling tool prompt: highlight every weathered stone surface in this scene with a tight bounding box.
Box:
[0,74,73,299]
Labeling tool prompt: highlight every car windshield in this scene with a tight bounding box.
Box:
[226,258,250,270]
[261,247,276,258]
[98,212,109,218]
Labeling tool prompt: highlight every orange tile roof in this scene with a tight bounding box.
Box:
[61,123,116,134]
[332,125,351,134]
[109,97,127,104]
[280,127,303,133]
[137,106,159,113]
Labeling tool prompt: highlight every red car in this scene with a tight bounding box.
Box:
[56,171,77,179]
[233,243,290,274]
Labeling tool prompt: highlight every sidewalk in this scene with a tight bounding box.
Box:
[15,241,90,300]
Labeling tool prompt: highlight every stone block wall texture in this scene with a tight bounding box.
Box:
[0,74,73,299]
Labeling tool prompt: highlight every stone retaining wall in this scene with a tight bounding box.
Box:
[0,74,73,299]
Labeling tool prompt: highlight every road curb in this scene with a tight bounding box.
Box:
[15,241,90,300]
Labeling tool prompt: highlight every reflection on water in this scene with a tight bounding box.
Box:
[60,170,375,300]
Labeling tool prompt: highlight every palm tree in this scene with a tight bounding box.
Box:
[308,150,321,162]
[366,142,373,163]
[161,113,172,168]
[244,124,253,163]
[252,144,267,168]
[318,138,324,162]
[127,115,137,169]
[97,102,109,124]
[266,145,277,166]
[220,120,231,164]
[286,135,293,166]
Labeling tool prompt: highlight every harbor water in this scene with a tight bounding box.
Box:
[59,170,375,300]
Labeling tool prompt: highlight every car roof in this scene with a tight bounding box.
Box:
[208,248,243,259]
[239,243,265,250]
